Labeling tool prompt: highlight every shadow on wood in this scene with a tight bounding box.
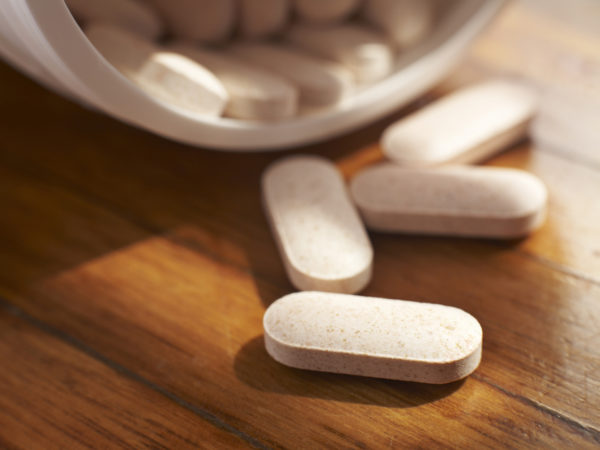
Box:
[234,335,465,408]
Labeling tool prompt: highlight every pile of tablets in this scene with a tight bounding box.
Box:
[262,79,546,383]
[68,1,546,385]
[67,0,438,120]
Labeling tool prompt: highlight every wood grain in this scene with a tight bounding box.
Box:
[0,154,598,445]
[442,0,600,168]
[0,303,250,449]
[487,145,600,282]
[2,101,598,284]
[3,227,599,448]
[1,0,600,447]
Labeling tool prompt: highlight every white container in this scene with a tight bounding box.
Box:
[0,0,504,151]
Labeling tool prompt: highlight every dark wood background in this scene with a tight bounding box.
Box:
[1,1,599,448]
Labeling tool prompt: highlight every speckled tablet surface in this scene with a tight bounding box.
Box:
[170,43,298,120]
[287,24,394,83]
[363,0,433,49]
[230,42,353,108]
[350,164,547,238]
[239,0,290,39]
[85,24,228,117]
[262,156,373,294]
[67,0,164,40]
[264,291,483,384]
[293,0,361,25]
[148,0,235,44]
[382,80,538,166]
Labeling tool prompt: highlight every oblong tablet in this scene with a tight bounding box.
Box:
[350,164,547,238]
[148,0,235,44]
[264,292,483,384]
[363,0,433,49]
[171,43,298,120]
[262,156,373,293]
[293,0,361,25]
[287,24,394,84]
[230,43,353,107]
[239,0,290,39]
[67,0,164,40]
[382,80,538,166]
[85,24,228,117]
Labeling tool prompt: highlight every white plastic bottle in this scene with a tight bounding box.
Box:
[0,0,503,150]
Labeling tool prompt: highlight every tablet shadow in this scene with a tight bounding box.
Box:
[234,336,465,408]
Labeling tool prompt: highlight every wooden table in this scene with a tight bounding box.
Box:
[1,1,599,448]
